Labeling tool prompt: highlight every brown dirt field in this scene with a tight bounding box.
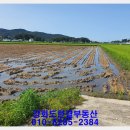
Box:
[0,44,83,59]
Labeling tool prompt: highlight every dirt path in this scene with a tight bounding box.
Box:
[73,95,130,126]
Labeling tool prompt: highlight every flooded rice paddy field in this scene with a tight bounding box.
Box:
[0,45,129,101]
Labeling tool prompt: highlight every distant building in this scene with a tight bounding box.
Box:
[126,42,130,45]
[29,38,34,42]
[3,39,11,42]
[12,39,23,42]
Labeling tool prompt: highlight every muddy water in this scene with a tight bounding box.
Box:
[0,47,119,100]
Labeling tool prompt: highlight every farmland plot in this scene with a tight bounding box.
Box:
[0,45,129,101]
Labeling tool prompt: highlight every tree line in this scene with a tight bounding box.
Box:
[111,39,130,43]
[0,33,91,43]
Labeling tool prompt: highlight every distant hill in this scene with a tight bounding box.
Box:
[0,28,69,41]
[0,28,91,43]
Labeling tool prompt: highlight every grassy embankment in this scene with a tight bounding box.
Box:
[101,44,130,71]
[0,88,83,126]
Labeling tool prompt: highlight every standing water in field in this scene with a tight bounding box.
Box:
[0,46,120,101]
